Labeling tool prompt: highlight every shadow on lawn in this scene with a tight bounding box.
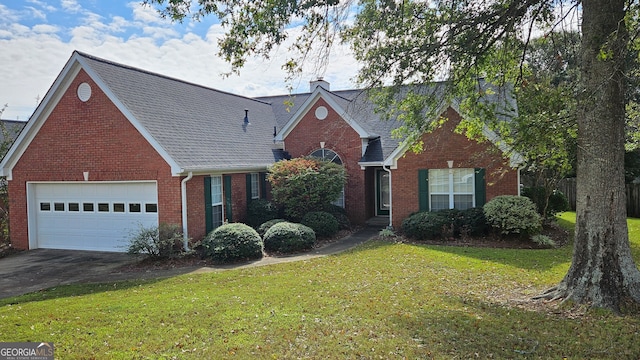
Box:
[0,277,166,306]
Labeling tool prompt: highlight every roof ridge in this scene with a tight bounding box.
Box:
[73,50,272,106]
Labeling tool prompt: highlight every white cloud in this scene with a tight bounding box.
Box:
[61,0,82,14]
[32,24,59,34]
[25,6,47,21]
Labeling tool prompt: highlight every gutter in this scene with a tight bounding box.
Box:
[181,172,193,250]
[382,164,393,229]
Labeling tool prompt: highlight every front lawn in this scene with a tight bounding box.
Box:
[1,212,639,359]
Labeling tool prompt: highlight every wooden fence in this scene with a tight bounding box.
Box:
[556,178,640,218]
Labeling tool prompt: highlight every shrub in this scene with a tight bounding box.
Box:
[483,195,542,236]
[246,199,279,229]
[459,207,490,236]
[127,223,186,258]
[401,211,452,240]
[257,218,287,237]
[322,204,351,229]
[202,223,263,263]
[301,211,339,238]
[268,157,347,220]
[531,234,556,247]
[263,222,316,253]
[522,186,570,218]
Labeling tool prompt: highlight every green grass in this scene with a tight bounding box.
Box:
[1,212,640,359]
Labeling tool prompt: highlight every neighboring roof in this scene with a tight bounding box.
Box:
[0,120,26,146]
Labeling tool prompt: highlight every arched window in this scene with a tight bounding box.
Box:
[309,148,345,207]
[309,148,342,165]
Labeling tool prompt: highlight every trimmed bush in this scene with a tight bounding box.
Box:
[322,204,351,229]
[522,186,570,218]
[484,195,542,236]
[127,223,186,258]
[401,211,452,240]
[263,222,316,253]
[202,223,263,263]
[246,199,279,228]
[459,207,490,236]
[301,211,339,238]
[257,218,287,237]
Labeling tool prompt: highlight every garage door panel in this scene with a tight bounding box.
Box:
[31,182,159,252]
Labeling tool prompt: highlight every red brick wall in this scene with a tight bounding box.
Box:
[391,107,519,227]
[8,70,182,250]
[283,98,367,224]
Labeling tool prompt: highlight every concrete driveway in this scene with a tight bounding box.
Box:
[0,249,140,299]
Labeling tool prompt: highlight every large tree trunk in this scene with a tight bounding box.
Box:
[537,0,640,312]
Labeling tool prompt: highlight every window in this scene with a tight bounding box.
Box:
[83,203,94,212]
[129,203,141,213]
[145,203,158,213]
[54,202,65,211]
[40,202,51,211]
[210,175,223,229]
[250,173,259,199]
[69,203,80,212]
[98,203,110,212]
[113,203,125,212]
[429,168,475,211]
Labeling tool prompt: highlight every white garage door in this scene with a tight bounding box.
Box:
[30,182,159,252]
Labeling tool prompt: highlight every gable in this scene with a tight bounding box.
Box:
[11,69,172,180]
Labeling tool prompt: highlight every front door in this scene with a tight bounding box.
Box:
[376,169,390,216]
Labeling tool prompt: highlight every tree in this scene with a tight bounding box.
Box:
[267,157,346,221]
[144,0,640,311]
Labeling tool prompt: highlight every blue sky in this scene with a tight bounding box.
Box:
[0,0,358,120]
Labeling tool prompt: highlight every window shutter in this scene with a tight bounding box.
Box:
[260,172,268,199]
[418,169,429,211]
[246,174,253,205]
[204,176,213,234]
[224,175,233,222]
[475,168,486,207]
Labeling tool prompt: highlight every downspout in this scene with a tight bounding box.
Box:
[382,164,393,229]
[181,171,193,251]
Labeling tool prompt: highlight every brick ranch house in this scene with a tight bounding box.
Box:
[0,51,521,252]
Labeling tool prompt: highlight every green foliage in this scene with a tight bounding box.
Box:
[268,157,347,221]
[322,204,351,229]
[401,211,453,240]
[257,218,287,238]
[401,208,489,240]
[246,199,278,229]
[127,223,187,258]
[202,223,263,263]
[531,234,556,248]
[484,196,542,236]
[263,222,316,254]
[522,187,569,219]
[378,227,397,240]
[301,211,339,238]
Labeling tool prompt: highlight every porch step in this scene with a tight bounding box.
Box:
[366,216,390,229]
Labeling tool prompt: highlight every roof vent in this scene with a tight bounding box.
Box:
[310,78,330,92]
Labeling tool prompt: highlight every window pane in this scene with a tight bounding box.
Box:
[40,202,51,211]
[145,203,158,213]
[129,203,141,213]
[212,204,223,229]
[453,169,474,193]
[83,203,94,212]
[113,203,125,212]
[251,173,259,199]
[454,194,474,210]
[211,176,222,204]
[69,203,80,212]
[54,202,65,211]
[429,169,449,193]
[98,203,109,212]
[430,194,449,211]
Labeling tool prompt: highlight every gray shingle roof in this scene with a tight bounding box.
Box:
[77,52,280,172]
